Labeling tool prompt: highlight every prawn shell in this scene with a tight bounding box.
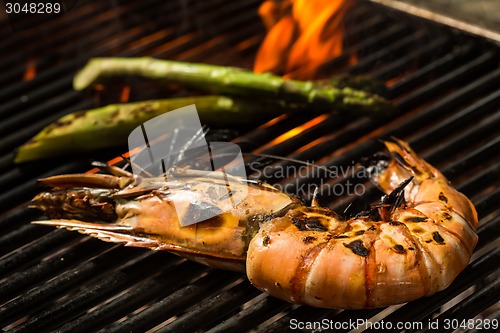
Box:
[413,178,478,228]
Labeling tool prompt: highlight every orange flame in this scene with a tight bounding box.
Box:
[23,59,37,81]
[120,85,131,103]
[254,0,352,78]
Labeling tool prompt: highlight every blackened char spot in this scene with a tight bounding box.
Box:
[438,192,448,203]
[432,232,445,244]
[355,230,365,235]
[334,235,348,239]
[292,217,327,232]
[343,240,369,257]
[404,216,427,223]
[303,236,317,244]
[262,235,270,246]
[393,244,406,254]
[442,212,452,220]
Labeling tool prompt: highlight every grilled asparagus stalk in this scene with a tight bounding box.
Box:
[15,96,285,163]
[74,57,394,116]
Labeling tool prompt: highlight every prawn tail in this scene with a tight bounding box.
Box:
[383,137,443,181]
[369,138,445,195]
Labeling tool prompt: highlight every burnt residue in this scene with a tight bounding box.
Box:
[393,244,406,254]
[343,240,369,257]
[262,235,270,246]
[438,192,448,203]
[404,216,427,223]
[389,221,403,227]
[442,212,452,220]
[432,231,445,244]
[302,236,317,244]
[355,230,365,235]
[334,235,348,239]
[292,217,328,232]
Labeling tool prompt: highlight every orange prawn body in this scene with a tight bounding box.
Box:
[31,139,478,309]
[247,140,478,308]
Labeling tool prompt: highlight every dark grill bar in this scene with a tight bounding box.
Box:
[1,0,498,332]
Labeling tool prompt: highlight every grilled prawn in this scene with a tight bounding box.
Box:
[31,139,478,309]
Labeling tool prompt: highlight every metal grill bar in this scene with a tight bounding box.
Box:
[104,270,241,333]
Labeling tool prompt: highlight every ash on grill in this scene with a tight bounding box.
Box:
[0,0,498,332]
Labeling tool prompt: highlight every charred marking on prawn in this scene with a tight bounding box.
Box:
[442,212,452,220]
[439,192,448,203]
[343,240,370,257]
[334,235,348,239]
[302,236,317,244]
[405,216,427,223]
[432,231,445,244]
[292,217,328,232]
[393,244,406,254]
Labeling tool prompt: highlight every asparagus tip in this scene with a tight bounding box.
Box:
[73,58,101,90]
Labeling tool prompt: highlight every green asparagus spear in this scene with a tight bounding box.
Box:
[74,57,395,116]
[15,95,285,163]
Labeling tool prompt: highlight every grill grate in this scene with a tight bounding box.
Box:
[1,0,499,332]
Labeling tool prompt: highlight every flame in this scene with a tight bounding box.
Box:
[254,114,329,153]
[23,59,37,81]
[254,0,352,78]
[120,85,131,103]
[85,147,143,174]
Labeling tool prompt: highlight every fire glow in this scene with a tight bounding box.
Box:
[254,0,353,78]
